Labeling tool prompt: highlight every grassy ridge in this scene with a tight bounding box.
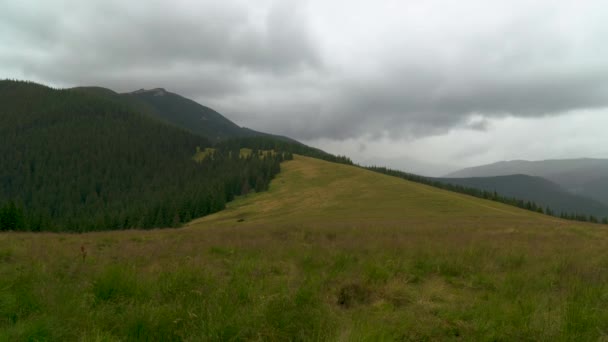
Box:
[2,156,608,340]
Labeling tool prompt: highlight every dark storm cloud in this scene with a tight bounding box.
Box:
[1,0,320,98]
[2,0,608,142]
[315,67,608,140]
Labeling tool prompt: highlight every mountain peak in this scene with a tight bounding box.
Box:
[130,88,168,96]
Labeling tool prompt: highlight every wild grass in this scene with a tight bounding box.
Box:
[2,156,608,340]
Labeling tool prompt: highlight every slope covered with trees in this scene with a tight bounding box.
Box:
[125,88,302,143]
[72,86,299,143]
[125,88,247,140]
[0,80,289,232]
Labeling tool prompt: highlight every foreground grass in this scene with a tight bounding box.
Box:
[2,156,608,340]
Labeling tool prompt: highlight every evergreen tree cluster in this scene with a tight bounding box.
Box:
[0,80,288,232]
[366,166,608,225]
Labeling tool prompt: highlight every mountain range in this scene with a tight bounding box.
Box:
[432,174,608,218]
[2,78,606,231]
[440,158,608,218]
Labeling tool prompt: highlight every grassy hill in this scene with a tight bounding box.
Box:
[2,156,608,340]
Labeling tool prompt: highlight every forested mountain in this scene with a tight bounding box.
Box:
[125,88,250,140]
[432,174,608,219]
[446,158,608,206]
[0,80,290,232]
[73,86,296,143]
[71,86,349,164]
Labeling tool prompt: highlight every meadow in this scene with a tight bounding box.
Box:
[2,156,608,340]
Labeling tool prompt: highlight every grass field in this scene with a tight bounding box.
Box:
[2,156,608,340]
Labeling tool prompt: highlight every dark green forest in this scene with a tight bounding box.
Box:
[0,80,291,232]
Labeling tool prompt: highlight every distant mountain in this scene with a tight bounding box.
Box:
[125,88,248,140]
[446,158,608,206]
[432,174,608,218]
[73,86,298,143]
[125,87,297,142]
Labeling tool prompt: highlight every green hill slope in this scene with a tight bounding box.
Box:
[3,156,608,340]
[191,157,561,228]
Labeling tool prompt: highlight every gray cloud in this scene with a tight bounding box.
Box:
[2,0,608,144]
[1,0,320,97]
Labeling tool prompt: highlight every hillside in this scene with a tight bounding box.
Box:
[192,157,562,228]
[3,156,608,340]
[124,88,297,142]
[446,158,608,205]
[124,88,248,140]
[0,80,285,231]
[71,87,350,165]
[432,174,608,218]
[72,86,298,143]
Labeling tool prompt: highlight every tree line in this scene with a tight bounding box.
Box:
[0,150,290,232]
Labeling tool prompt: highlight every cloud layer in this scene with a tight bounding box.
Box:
[3,0,608,171]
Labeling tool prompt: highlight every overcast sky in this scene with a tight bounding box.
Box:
[3,0,608,175]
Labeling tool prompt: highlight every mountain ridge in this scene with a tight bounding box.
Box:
[432,173,608,218]
[447,158,608,178]
[72,85,298,143]
[446,158,608,206]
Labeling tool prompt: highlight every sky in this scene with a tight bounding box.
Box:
[2,0,608,176]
